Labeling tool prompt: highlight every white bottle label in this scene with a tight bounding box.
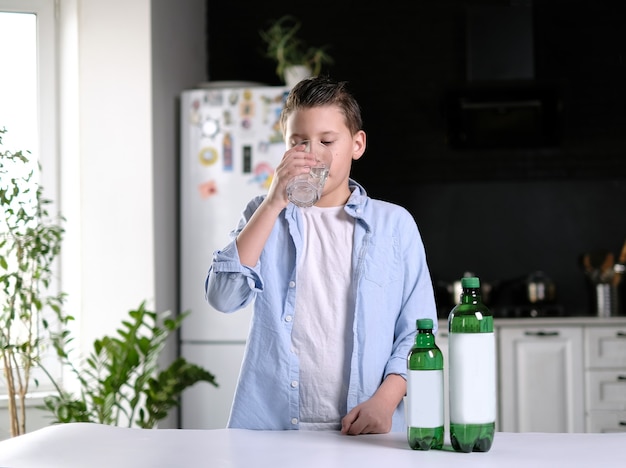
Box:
[406,369,444,428]
[448,332,496,424]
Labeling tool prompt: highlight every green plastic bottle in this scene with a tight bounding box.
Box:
[448,276,496,453]
[407,318,444,450]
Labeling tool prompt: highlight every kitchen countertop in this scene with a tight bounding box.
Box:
[0,423,624,468]
[439,316,626,327]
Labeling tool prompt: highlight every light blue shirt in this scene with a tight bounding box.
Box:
[205,180,437,432]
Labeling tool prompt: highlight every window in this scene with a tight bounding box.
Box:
[0,0,59,395]
[0,11,37,164]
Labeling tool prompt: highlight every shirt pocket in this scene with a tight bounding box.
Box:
[362,235,401,287]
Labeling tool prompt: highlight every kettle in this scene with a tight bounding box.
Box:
[443,271,493,305]
[525,271,556,304]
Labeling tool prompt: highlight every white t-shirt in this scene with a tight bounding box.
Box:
[291,205,355,430]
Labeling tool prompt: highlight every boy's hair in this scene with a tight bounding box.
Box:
[280,76,363,136]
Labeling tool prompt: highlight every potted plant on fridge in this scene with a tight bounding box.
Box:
[259,14,334,87]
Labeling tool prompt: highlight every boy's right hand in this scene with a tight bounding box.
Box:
[265,143,316,208]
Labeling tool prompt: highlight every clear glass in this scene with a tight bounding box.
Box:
[448,280,495,453]
[285,140,332,207]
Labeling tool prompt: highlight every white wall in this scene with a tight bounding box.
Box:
[58,0,206,429]
[74,0,155,345]
[0,0,205,440]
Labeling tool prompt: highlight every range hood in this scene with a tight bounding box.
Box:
[466,5,534,82]
[446,5,561,150]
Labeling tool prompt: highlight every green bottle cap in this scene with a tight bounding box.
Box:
[461,276,480,288]
[416,318,433,330]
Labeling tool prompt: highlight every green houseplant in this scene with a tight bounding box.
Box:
[259,15,333,86]
[0,127,69,437]
[1,127,218,434]
[42,301,218,428]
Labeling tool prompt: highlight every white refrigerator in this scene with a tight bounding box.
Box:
[179,83,289,429]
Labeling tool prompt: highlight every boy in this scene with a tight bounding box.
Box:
[205,76,437,434]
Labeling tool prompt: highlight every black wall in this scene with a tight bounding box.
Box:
[206,0,626,316]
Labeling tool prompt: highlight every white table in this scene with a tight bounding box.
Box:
[0,423,624,468]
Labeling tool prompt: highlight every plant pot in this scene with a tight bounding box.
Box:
[284,65,312,88]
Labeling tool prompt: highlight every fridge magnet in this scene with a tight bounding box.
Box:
[201,117,220,139]
[228,90,239,106]
[198,146,218,167]
[189,99,202,125]
[260,94,285,124]
[257,141,270,154]
[268,124,284,144]
[223,133,233,171]
[204,90,224,106]
[240,89,255,119]
[198,179,218,199]
[242,145,252,173]
[222,109,233,126]
[250,161,275,189]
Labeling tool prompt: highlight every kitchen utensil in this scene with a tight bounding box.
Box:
[580,249,616,284]
[613,238,626,287]
[599,252,615,283]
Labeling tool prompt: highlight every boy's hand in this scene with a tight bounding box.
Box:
[266,143,316,208]
[340,373,406,435]
[340,395,393,435]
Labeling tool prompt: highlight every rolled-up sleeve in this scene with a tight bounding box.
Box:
[205,243,263,313]
[205,198,266,313]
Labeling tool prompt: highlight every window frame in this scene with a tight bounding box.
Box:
[0,0,60,396]
[0,0,58,201]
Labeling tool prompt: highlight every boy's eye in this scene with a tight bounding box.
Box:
[321,141,333,146]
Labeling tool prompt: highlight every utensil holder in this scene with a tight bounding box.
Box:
[594,283,619,317]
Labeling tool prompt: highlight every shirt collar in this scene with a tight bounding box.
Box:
[344,179,372,230]
[285,178,370,226]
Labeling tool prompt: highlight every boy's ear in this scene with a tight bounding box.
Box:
[352,130,367,161]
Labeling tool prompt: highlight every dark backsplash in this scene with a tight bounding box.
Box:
[207,0,626,316]
[369,178,626,317]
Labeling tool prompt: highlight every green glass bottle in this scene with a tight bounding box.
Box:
[407,318,444,450]
[448,276,496,453]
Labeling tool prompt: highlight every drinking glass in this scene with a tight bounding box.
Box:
[286,141,332,207]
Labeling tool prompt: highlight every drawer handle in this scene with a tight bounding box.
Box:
[524,331,559,337]
[618,332,626,338]
[618,376,626,381]
[620,422,626,427]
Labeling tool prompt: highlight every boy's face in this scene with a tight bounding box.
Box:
[284,105,366,207]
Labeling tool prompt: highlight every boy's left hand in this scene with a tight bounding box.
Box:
[340,373,406,435]
[340,396,393,435]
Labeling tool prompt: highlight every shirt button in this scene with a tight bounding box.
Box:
[285,315,292,322]
[291,418,298,425]
[291,380,298,388]
[289,281,296,288]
